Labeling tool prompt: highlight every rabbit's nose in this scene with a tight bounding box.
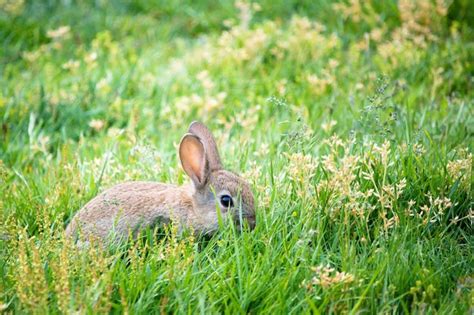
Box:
[246,214,256,229]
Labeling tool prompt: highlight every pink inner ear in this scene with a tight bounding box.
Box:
[181,136,205,183]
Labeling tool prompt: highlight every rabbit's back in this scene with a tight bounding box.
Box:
[66,181,190,242]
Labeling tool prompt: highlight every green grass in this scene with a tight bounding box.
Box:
[1,0,473,313]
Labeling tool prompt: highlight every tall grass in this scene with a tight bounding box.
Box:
[0,0,472,313]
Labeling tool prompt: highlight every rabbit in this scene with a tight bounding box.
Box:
[65,121,255,246]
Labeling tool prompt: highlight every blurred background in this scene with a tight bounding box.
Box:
[1,0,473,157]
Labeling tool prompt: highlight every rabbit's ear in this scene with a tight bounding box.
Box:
[188,121,222,171]
[179,134,209,189]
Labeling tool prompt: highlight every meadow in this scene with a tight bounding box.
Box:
[0,0,473,313]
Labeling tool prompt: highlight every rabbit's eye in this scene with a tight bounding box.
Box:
[220,195,234,208]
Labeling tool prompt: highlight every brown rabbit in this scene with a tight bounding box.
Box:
[66,122,255,246]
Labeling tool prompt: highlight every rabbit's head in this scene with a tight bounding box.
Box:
[179,122,256,232]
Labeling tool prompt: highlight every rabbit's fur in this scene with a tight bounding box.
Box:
[66,122,255,245]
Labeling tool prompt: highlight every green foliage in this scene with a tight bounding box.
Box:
[0,0,473,313]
